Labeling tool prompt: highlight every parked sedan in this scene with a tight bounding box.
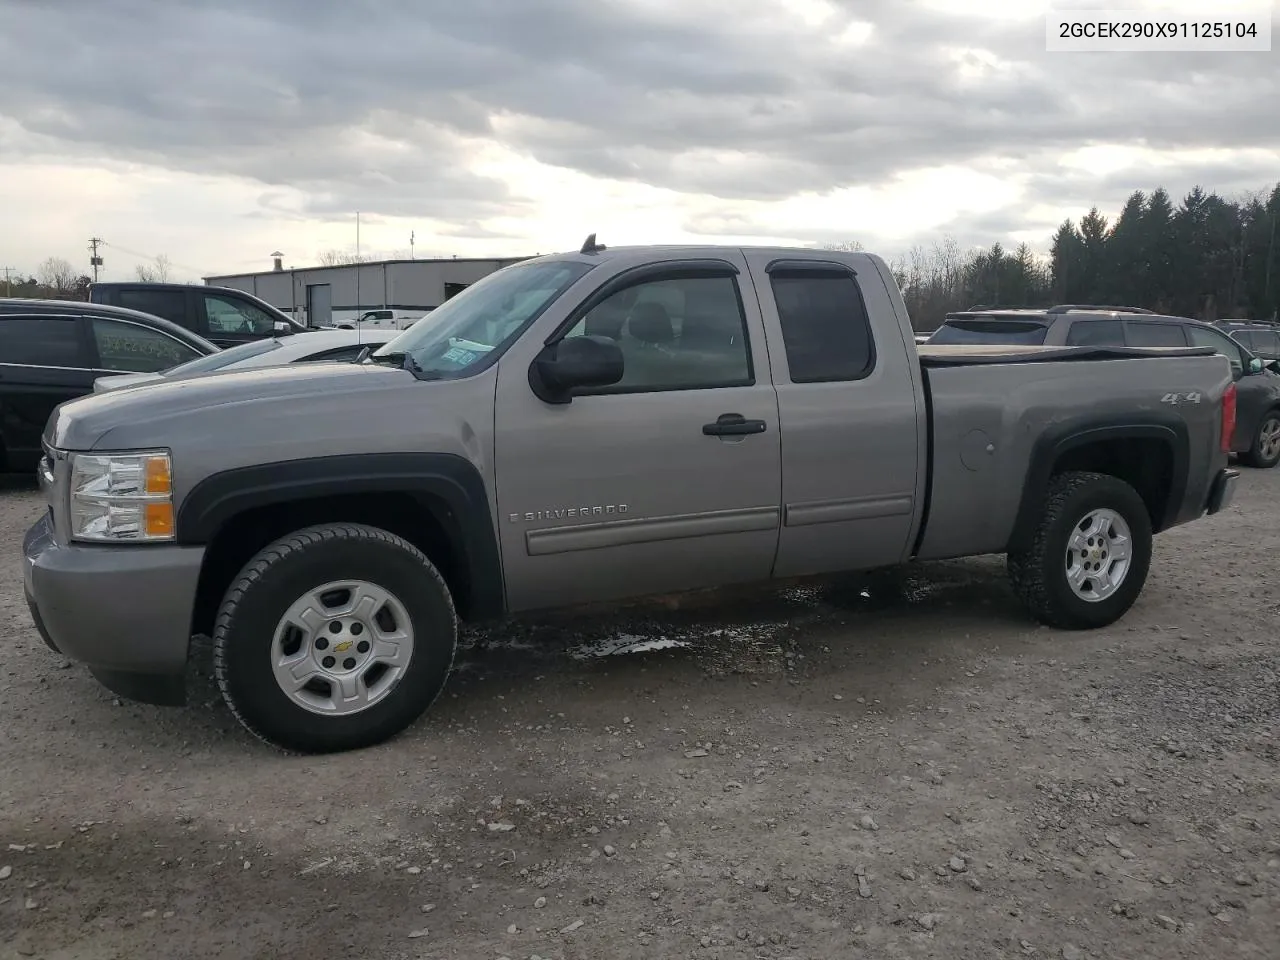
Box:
[0,299,217,472]
[92,328,397,393]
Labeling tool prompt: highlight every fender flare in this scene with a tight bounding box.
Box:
[176,452,505,618]
[1006,415,1189,552]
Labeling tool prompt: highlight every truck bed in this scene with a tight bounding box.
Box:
[918,343,1218,366]
[913,348,1232,562]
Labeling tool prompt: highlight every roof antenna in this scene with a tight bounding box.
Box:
[580,233,606,254]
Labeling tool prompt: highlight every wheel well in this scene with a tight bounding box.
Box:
[1051,437,1172,530]
[190,492,469,637]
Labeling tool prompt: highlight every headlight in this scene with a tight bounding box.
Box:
[69,451,175,542]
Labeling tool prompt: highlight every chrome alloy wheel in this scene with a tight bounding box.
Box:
[1259,417,1280,462]
[1064,508,1132,603]
[271,580,414,715]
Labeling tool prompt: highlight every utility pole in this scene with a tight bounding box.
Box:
[1,266,16,297]
[88,237,104,282]
[410,230,415,260]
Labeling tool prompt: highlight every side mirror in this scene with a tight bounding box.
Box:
[273,320,293,335]
[1249,357,1264,375]
[529,335,624,404]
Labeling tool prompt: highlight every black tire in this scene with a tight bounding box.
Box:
[1006,471,1153,630]
[213,523,457,753]
[1239,410,1280,469]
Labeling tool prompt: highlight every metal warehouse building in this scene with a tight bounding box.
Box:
[205,255,531,327]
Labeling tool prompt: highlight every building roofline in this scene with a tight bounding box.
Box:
[203,254,539,282]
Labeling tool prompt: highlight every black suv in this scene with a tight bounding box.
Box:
[0,299,217,472]
[1215,321,1280,362]
[89,282,308,348]
[928,305,1280,469]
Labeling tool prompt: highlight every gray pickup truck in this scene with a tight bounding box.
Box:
[25,241,1240,752]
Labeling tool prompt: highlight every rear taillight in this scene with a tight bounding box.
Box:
[1221,382,1237,453]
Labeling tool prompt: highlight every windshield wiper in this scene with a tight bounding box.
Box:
[363,349,402,367]
[364,350,441,380]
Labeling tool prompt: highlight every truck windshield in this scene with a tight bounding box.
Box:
[929,320,1048,345]
[371,260,594,378]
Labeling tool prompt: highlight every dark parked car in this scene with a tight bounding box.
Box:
[928,305,1280,468]
[1215,321,1280,362]
[93,328,397,393]
[0,299,217,472]
[89,281,310,348]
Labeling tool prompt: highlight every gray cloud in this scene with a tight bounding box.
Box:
[0,0,1275,233]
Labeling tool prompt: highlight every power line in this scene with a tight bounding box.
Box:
[99,241,204,279]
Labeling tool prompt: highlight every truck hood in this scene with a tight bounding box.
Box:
[47,361,412,451]
[93,371,166,393]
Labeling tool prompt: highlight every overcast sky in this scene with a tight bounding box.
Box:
[1,0,1276,280]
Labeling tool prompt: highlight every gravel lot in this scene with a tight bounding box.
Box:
[1,469,1278,960]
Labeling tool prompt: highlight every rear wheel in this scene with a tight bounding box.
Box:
[1007,471,1153,630]
[1239,411,1280,468]
[213,523,457,753]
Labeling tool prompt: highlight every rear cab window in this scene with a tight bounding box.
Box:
[114,289,189,326]
[929,319,1048,346]
[768,268,875,381]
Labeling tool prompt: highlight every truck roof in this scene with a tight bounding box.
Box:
[545,235,872,266]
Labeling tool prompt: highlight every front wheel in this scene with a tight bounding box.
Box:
[1240,411,1280,469]
[213,523,457,752]
[1007,471,1153,630]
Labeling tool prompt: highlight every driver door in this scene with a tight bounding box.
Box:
[199,291,282,347]
[491,253,783,613]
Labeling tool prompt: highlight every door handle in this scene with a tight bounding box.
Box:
[703,413,767,436]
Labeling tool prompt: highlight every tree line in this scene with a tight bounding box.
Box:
[1,254,178,300]
[892,182,1280,330]
[9,183,1279,330]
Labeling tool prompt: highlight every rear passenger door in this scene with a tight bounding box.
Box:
[88,317,204,374]
[0,315,96,469]
[743,254,921,577]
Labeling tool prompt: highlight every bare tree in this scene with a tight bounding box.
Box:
[37,257,78,295]
[821,240,865,252]
[316,248,377,266]
[134,254,172,283]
